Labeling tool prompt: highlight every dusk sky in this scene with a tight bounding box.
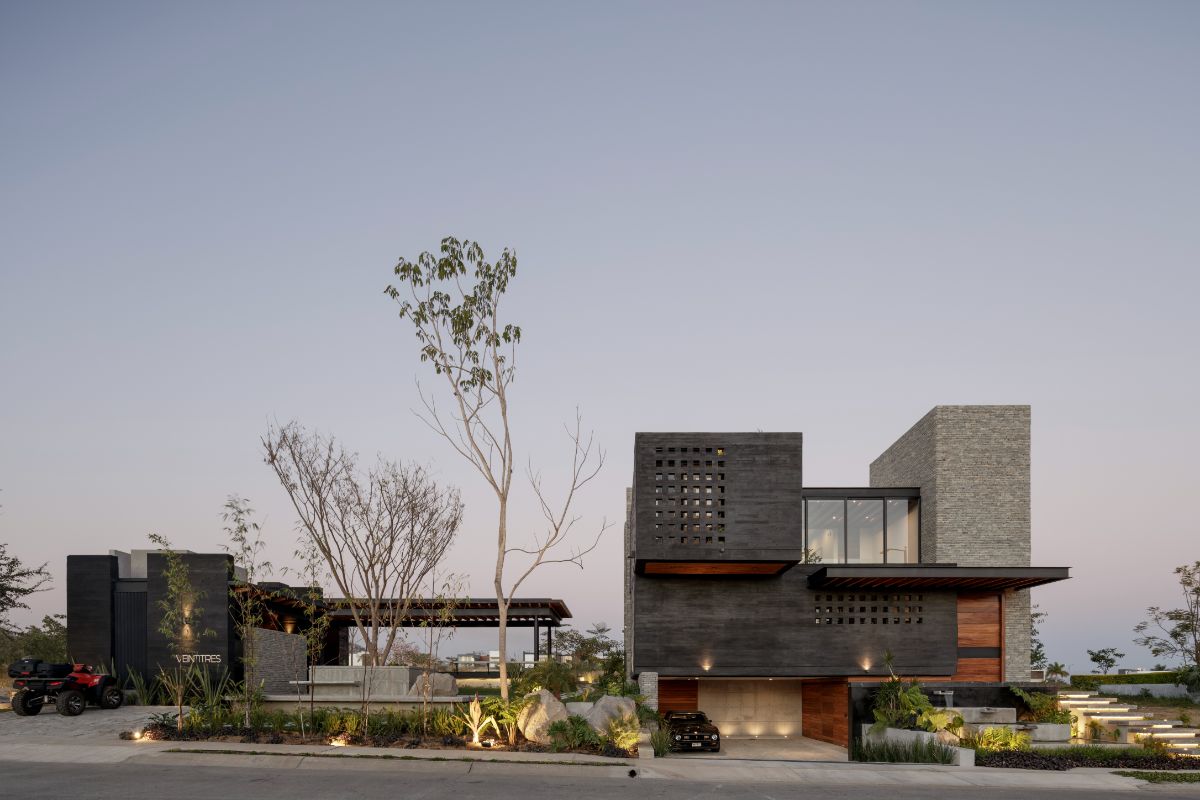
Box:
[2,2,1197,671]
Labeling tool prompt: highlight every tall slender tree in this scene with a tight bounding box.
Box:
[386,237,607,701]
[221,496,273,729]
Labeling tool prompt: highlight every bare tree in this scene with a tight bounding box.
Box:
[262,421,463,714]
[386,237,608,701]
[1135,561,1200,670]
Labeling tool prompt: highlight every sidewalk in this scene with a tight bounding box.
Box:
[0,735,1167,791]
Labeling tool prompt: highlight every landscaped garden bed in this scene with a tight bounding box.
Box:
[119,690,646,759]
[976,745,1200,771]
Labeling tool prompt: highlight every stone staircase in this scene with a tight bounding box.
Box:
[1058,690,1199,754]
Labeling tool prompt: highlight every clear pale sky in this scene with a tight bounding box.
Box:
[2,1,1197,670]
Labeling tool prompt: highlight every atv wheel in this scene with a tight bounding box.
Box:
[99,685,124,709]
[12,689,43,716]
[56,689,85,716]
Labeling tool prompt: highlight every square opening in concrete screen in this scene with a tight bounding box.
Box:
[804,497,920,564]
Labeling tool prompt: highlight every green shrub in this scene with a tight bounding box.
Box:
[650,727,672,757]
[870,676,961,734]
[964,726,1032,752]
[548,715,601,752]
[603,713,641,752]
[1010,687,1073,725]
[429,707,462,737]
[1176,666,1200,692]
[852,738,956,764]
[1070,672,1177,690]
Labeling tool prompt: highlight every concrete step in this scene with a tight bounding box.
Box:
[1059,691,1097,698]
[1069,705,1137,713]
[1138,728,1200,739]
[1164,741,1200,751]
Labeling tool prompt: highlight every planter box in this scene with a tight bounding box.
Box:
[1029,723,1070,742]
[859,725,974,767]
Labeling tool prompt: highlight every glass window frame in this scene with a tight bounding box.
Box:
[804,494,921,564]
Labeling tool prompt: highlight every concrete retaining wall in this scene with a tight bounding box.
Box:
[859,725,975,767]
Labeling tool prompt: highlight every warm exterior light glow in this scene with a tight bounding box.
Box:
[701,663,711,672]
[861,659,871,672]
[329,735,349,747]
[132,730,143,740]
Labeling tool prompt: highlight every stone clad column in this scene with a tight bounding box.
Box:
[638,671,659,711]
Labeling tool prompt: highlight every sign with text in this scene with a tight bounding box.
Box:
[173,654,223,665]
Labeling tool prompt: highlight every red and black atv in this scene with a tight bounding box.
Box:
[8,659,124,717]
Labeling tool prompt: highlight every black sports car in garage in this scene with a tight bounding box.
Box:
[664,710,721,752]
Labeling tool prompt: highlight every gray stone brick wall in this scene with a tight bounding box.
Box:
[1004,589,1032,683]
[869,406,1030,567]
[870,405,1033,682]
[869,409,940,562]
[249,627,307,694]
[638,671,659,711]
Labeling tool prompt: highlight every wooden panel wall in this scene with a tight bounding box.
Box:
[801,679,849,747]
[658,679,699,712]
[953,592,1002,681]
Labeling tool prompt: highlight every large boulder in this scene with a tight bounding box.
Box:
[517,689,569,744]
[407,672,458,698]
[584,694,637,733]
[565,701,594,716]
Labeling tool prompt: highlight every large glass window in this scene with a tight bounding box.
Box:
[886,498,920,563]
[846,499,884,563]
[806,499,844,563]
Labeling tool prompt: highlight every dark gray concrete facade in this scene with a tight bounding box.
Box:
[145,552,238,676]
[631,432,804,566]
[633,565,958,677]
[627,406,1048,684]
[68,551,240,678]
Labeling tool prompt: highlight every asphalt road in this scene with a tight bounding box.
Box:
[4,759,1196,800]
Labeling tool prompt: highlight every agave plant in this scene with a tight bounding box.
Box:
[456,694,499,744]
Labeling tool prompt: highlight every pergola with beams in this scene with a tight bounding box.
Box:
[253,589,573,664]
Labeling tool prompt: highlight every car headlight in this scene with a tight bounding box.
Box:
[711,734,718,740]
[675,734,681,741]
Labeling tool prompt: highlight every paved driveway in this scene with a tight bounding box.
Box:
[670,736,847,762]
[0,704,170,740]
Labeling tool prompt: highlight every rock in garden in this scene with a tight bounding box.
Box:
[584,694,636,733]
[517,689,569,744]
[407,672,458,697]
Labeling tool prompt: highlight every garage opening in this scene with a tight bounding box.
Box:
[658,678,848,761]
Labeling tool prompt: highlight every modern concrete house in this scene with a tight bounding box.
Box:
[66,549,571,690]
[623,405,1069,748]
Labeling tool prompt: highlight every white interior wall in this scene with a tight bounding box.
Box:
[697,679,804,737]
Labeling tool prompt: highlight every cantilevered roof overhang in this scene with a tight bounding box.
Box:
[320,598,572,628]
[807,565,1070,592]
